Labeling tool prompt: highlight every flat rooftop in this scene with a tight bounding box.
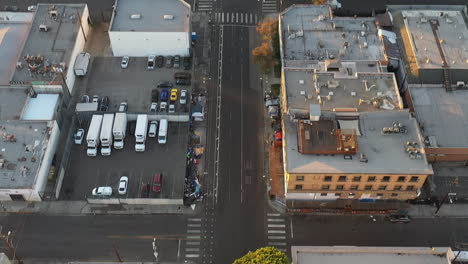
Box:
[291,246,454,264]
[284,111,433,175]
[0,88,29,120]
[410,86,468,148]
[110,0,190,32]
[0,12,33,85]
[284,68,402,113]
[11,4,87,83]
[0,121,52,189]
[280,5,384,61]
[402,9,468,70]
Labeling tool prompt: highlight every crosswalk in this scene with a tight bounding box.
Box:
[197,0,213,12]
[214,12,259,25]
[266,213,288,253]
[184,218,203,261]
[262,0,278,14]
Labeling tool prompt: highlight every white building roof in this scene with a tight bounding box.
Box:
[21,94,59,120]
[110,0,190,32]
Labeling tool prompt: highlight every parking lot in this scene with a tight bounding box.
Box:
[60,55,193,201]
[61,121,188,200]
[83,56,192,113]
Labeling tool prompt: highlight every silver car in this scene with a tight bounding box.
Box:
[121,56,129,69]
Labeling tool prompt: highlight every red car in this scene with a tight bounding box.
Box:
[152,174,162,192]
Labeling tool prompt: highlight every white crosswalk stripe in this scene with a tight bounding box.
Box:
[266,214,288,253]
[214,12,258,25]
[197,0,213,12]
[262,0,277,13]
[185,218,203,262]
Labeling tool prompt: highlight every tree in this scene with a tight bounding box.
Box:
[232,247,289,264]
[253,18,280,73]
[312,0,327,4]
[257,17,278,42]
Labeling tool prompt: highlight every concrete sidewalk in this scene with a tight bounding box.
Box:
[408,204,468,218]
[0,201,198,215]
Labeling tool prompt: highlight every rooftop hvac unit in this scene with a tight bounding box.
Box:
[299,79,304,84]
[130,14,142,19]
[39,24,48,32]
[49,9,58,19]
[163,14,174,20]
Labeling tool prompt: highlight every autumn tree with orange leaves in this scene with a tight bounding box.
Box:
[252,17,279,73]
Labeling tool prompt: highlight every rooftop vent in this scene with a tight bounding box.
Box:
[359,153,368,163]
[39,24,48,32]
[130,14,142,19]
[163,15,174,20]
[299,79,304,84]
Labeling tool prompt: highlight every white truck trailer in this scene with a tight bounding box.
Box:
[100,113,115,156]
[112,112,127,149]
[135,114,148,152]
[86,114,103,157]
[74,52,91,76]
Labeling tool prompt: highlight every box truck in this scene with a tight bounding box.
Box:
[113,112,127,149]
[86,114,103,156]
[100,113,114,156]
[74,52,91,76]
[158,119,168,144]
[135,114,148,152]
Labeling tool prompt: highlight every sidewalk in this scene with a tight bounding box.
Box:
[408,204,468,218]
[0,201,197,215]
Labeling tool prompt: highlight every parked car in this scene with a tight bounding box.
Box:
[118,102,128,112]
[157,81,173,88]
[121,56,129,69]
[92,95,99,103]
[180,90,188,105]
[174,72,191,85]
[156,56,164,68]
[74,128,85,144]
[150,102,158,113]
[386,214,411,223]
[148,121,158,137]
[173,55,181,68]
[169,103,176,113]
[170,88,178,102]
[160,89,169,101]
[80,95,90,103]
[92,186,113,196]
[265,98,280,108]
[100,96,110,111]
[147,55,155,70]
[166,56,173,68]
[118,176,128,195]
[183,57,191,70]
[152,174,163,192]
[159,101,167,112]
[151,89,159,102]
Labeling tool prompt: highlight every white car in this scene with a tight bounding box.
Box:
[147,55,156,70]
[92,186,113,196]
[169,104,176,113]
[159,101,167,112]
[150,102,158,113]
[118,176,128,195]
[148,121,158,137]
[180,90,188,105]
[74,128,84,145]
[121,56,129,69]
[118,102,128,112]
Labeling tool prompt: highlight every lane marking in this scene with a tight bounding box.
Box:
[187,241,201,246]
[186,248,200,252]
[268,242,287,246]
[268,218,284,222]
[268,230,286,234]
[186,254,200,258]
[187,235,201,240]
[268,236,286,239]
[268,224,286,228]
[187,224,202,228]
[267,213,281,217]
[187,230,201,233]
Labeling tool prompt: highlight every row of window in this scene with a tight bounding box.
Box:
[295,175,420,183]
[317,192,400,197]
[294,184,416,191]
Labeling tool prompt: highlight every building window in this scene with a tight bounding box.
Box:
[295,185,303,190]
[406,185,415,191]
[352,176,361,182]
[391,193,398,197]
[367,176,376,182]
[378,185,387,190]
[296,175,304,181]
[349,192,355,197]
[397,176,406,182]
[320,193,327,196]
[338,176,347,182]
[322,185,330,190]
[382,176,390,182]
[351,185,359,190]
[394,185,402,191]
[324,176,333,182]
[335,193,342,197]
[410,176,419,182]
[364,185,372,190]
[336,185,344,190]
[377,193,383,197]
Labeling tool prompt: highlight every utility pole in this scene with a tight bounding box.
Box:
[113,243,123,262]
[435,178,457,215]
[453,242,468,263]
[0,229,21,263]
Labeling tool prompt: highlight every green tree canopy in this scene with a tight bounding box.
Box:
[232,247,289,264]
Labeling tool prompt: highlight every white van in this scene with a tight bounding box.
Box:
[92,186,113,196]
[148,121,158,138]
[158,119,168,144]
